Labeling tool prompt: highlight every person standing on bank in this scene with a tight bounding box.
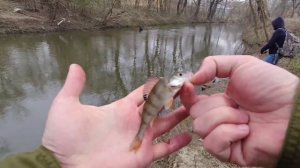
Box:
[260,17,286,65]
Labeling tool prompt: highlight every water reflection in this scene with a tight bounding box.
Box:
[0,24,244,158]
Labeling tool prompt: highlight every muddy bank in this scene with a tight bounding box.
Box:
[0,0,211,34]
[1,1,299,167]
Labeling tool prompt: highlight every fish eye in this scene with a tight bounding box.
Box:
[179,73,183,76]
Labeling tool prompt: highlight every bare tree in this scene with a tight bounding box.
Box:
[270,0,288,16]
[148,0,155,10]
[256,0,269,40]
[177,0,187,16]
[194,0,202,19]
[115,0,121,8]
[221,0,228,19]
[134,0,140,8]
[249,0,259,40]
[102,0,118,25]
[292,0,300,17]
[207,0,223,21]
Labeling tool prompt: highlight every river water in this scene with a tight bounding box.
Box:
[0,24,244,158]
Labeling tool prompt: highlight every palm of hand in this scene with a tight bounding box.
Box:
[225,61,297,166]
[43,96,151,168]
[42,64,191,168]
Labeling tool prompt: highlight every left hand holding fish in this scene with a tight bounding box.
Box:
[42,64,192,168]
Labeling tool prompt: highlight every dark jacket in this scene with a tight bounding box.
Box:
[0,146,60,168]
[260,17,286,54]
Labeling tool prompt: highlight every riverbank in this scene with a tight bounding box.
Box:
[1,1,300,167]
[0,0,222,34]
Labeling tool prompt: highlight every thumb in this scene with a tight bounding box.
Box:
[191,55,253,85]
[180,82,204,110]
[58,64,86,99]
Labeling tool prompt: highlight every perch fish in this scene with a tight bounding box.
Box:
[130,72,193,151]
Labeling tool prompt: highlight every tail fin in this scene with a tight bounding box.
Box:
[130,137,142,152]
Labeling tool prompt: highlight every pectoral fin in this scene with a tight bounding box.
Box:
[150,118,158,127]
[164,98,174,110]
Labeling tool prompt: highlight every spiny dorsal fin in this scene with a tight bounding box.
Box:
[143,77,161,100]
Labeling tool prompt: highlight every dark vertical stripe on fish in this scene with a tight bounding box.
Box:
[142,109,155,123]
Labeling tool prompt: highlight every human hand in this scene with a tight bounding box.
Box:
[180,56,299,167]
[42,64,191,168]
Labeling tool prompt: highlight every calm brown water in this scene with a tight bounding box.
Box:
[0,24,244,158]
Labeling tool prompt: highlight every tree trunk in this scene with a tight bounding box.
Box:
[249,0,259,41]
[148,0,154,10]
[102,0,117,25]
[256,0,269,40]
[115,0,121,8]
[134,0,140,9]
[159,0,164,13]
[194,0,202,19]
[207,0,222,21]
[221,0,228,19]
[292,0,300,17]
[256,0,269,22]
[177,0,187,16]
[207,0,215,21]
[177,0,183,15]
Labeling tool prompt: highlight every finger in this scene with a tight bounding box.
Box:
[192,106,249,138]
[153,132,192,160]
[203,124,249,162]
[151,106,189,139]
[125,85,145,106]
[180,82,205,110]
[192,55,256,85]
[58,64,86,99]
[190,93,238,119]
[229,141,247,165]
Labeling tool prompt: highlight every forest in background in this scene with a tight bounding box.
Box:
[0,0,299,34]
[0,0,300,67]
[1,1,300,168]
[13,0,300,21]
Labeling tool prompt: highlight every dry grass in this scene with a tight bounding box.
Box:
[286,17,300,35]
[0,0,197,34]
[278,53,300,77]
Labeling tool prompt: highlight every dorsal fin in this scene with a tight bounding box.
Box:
[143,77,161,100]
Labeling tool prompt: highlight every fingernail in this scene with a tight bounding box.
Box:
[240,113,249,122]
[69,64,77,70]
[238,125,249,131]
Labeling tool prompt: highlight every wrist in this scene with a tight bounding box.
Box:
[277,84,300,168]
